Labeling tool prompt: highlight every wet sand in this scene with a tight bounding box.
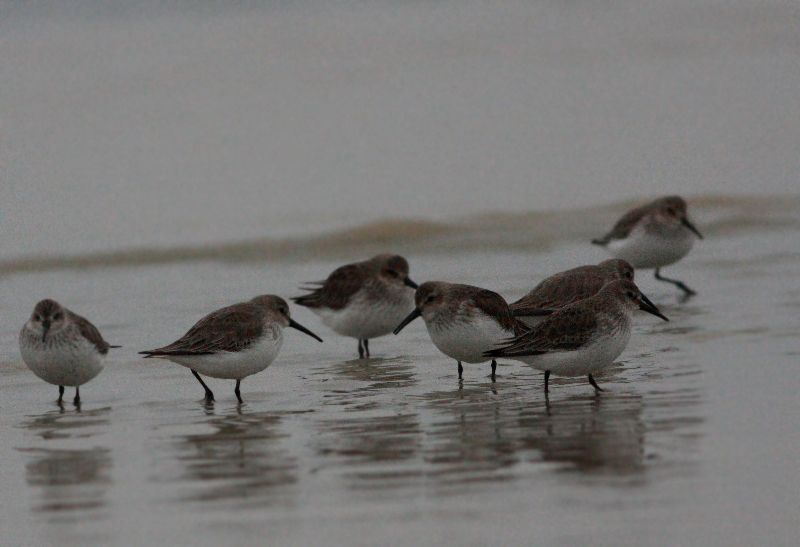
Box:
[1,211,798,546]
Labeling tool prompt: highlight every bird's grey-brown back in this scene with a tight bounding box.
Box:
[510,259,634,316]
[292,254,416,358]
[415,281,522,334]
[495,280,658,357]
[592,196,693,244]
[293,254,412,311]
[142,295,291,356]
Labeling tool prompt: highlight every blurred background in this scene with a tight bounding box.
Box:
[2,0,798,260]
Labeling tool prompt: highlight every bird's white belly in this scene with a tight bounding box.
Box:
[428,316,511,364]
[608,227,694,269]
[20,338,105,387]
[514,329,631,377]
[314,291,414,340]
[166,329,283,380]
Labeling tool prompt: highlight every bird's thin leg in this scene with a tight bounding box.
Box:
[457,361,463,380]
[588,374,604,393]
[490,359,497,383]
[544,370,550,394]
[234,380,243,404]
[58,385,64,403]
[364,339,370,358]
[358,339,365,359]
[191,370,214,402]
[654,268,696,296]
[73,386,81,405]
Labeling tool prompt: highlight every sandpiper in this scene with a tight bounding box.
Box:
[393,281,526,382]
[510,259,634,326]
[487,280,667,393]
[19,299,119,405]
[139,295,321,403]
[592,196,703,295]
[292,254,417,358]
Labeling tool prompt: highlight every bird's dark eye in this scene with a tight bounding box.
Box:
[666,207,676,215]
[627,291,636,298]
[53,312,63,321]
[426,295,436,304]
[625,271,633,279]
[34,314,42,322]
[279,307,288,315]
[386,270,399,278]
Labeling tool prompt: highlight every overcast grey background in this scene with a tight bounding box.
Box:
[1,0,798,260]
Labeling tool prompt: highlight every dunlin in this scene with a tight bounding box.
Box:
[292,254,417,358]
[393,281,526,382]
[19,299,119,405]
[592,196,703,295]
[139,295,321,403]
[510,259,634,326]
[487,280,667,393]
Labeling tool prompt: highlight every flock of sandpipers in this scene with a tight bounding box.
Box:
[19,196,702,405]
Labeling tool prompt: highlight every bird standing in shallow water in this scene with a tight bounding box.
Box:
[19,299,119,405]
[292,254,417,358]
[487,280,668,393]
[139,295,321,403]
[510,259,634,326]
[592,196,703,296]
[394,281,527,382]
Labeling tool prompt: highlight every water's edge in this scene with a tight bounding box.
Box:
[4,194,798,276]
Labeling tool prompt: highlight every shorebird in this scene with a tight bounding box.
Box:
[292,254,417,358]
[487,280,667,393]
[592,196,703,295]
[393,281,527,382]
[140,295,321,403]
[19,299,119,405]
[510,259,634,326]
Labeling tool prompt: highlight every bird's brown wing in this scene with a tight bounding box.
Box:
[591,202,653,245]
[510,272,606,316]
[488,305,598,357]
[140,303,264,356]
[68,310,112,355]
[292,262,368,310]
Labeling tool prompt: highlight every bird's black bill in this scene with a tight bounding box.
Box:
[639,294,669,321]
[289,319,323,342]
[393,308,421,335]
[41,320,50,342]
[404,277,419,289]
[681,217,703,239]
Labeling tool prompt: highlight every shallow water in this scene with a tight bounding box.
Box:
[2,1,800,545]
[2,206,799,545]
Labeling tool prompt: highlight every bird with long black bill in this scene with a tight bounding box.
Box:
[510,259,635,326]
[487,280,668,393]
[394,281,526,382]
[139,295,321,403]
[592,196,703,296]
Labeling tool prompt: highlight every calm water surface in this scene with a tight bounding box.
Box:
[1,214,798,545]
[1,1,799,545]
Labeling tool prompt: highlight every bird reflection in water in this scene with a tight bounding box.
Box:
[519,393,645,476]
[19,407,112,523]
[172,411,298,508]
